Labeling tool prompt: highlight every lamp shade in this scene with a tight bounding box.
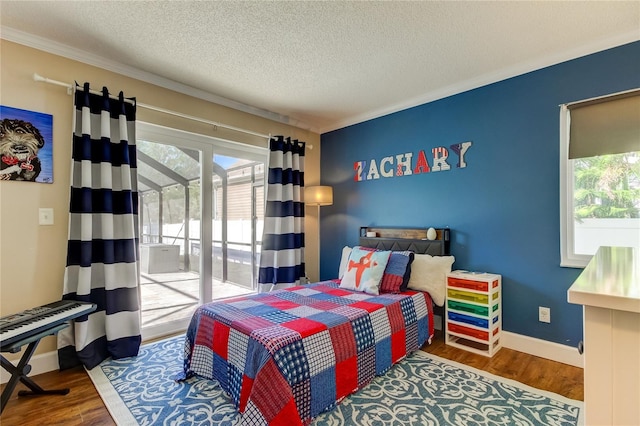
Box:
[305,186,333,206]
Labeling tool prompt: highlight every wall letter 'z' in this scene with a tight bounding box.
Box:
[354,161,365,181]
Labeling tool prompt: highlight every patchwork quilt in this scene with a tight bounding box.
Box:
[181,280,434,425]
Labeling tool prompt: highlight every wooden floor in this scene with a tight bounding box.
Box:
[0,330,583,426]
[424,330,584,402]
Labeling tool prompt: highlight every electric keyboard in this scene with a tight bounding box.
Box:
[0,300,97,349]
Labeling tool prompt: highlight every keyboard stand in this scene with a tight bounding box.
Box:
[1,323,70,414]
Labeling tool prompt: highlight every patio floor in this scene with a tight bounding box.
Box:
[140,271,254,329]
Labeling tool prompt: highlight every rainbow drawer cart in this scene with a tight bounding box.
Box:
[445,270,502,357]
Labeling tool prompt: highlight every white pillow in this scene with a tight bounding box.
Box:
[407,254,455,306]
[338,246,352,278]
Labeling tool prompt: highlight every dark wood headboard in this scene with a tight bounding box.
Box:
[358,226,450,256]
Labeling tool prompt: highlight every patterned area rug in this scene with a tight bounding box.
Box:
[87,335,583,425]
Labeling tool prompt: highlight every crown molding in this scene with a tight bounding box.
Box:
[1,26,317,133]
[319,30,640,134]
[4,25,636,136]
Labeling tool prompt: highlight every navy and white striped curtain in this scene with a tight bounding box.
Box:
[58,83,141,370]
[258,136,306,292]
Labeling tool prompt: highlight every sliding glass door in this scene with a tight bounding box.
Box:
[136,123,266,339]
[212,156,265,290]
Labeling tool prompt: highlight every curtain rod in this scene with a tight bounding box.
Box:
[33,73,313,148]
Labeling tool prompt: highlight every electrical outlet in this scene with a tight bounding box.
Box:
[539,306,551,323]
[39,208,54,225]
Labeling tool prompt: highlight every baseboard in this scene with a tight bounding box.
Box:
[435,313,582,368]
[2,328,582,384]
[141,318,190,342]
[502,331,584,368]
[1,350,60,384]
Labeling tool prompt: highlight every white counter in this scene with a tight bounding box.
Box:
[567,246,639,425]
[568,246,640,312]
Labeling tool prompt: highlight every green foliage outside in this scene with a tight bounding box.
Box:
[574,152,640,220]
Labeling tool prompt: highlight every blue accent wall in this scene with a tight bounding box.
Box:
[319,41,640,346]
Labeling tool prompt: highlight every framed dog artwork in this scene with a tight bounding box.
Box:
[0,105,53,183]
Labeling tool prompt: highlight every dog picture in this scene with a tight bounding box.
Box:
[0,106,53,183]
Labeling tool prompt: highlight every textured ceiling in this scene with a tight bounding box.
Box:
[1,1,639,133]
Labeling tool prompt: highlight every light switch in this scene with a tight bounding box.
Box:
[39,208,54,225]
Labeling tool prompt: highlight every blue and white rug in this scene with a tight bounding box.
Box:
[87,335,583,426]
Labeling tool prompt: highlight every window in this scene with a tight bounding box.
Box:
[560,90,640,267]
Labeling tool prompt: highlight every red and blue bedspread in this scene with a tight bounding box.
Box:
[181,280,434,425]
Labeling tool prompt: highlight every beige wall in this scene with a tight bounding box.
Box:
[0,40,321,359]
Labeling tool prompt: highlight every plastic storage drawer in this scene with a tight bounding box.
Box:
[447,300,489,316]
[447,288,489,304]
[447,323,489,341]
[448,311,489,328]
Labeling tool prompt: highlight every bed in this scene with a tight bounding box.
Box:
[181,227,453,425]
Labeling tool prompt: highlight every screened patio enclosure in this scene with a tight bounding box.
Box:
[136,138,264,332]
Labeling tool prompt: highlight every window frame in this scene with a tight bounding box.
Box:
[559,105,592,268]
[560,100,640,268]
